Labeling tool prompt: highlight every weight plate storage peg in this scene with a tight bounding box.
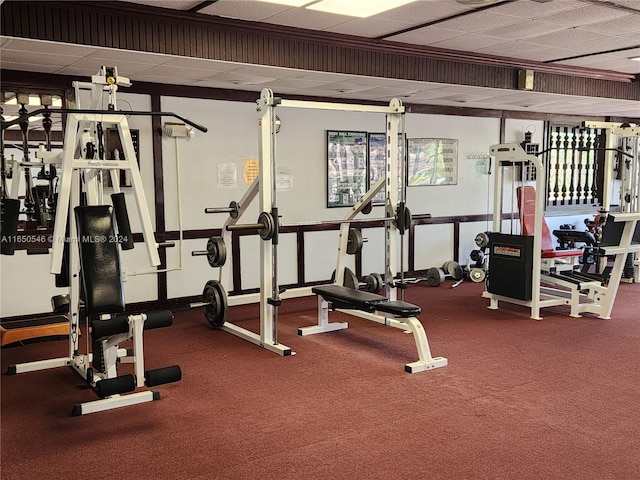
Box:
[202,280,228,328]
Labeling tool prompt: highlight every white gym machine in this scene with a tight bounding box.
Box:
[482,143,640,320]
[584,121,640,282]
[290,95,446,373]
[7,67,192,414]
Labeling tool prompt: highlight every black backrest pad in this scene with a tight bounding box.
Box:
[75,205,125,315]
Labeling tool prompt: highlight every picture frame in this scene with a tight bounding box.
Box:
[326,130,368,207]
[407,138,458,186]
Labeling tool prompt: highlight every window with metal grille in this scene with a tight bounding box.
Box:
[543,123,606,211]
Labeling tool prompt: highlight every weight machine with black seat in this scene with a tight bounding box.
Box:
[291,96,446,373]
[482,143,640,320]
[5,67,206,414]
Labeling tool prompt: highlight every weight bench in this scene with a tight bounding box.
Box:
[300,284,447,373]
[72,205,182,415]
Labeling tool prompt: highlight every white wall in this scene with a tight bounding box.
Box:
[1,92,604,317]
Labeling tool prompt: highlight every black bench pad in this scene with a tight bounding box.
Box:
[312,284,421,317]
[312,284,387,312]
[374,301,421,317]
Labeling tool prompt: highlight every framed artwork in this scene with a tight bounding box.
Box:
[407,138,458,186]
[326,130,368,207]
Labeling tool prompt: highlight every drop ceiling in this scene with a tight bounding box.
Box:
[1,0,639,117]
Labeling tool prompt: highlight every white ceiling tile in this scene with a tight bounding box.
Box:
[480,20,565,40]
[1,38,96,56]
[475,40,555,58]
[57,57,163,76]
[377,0,472,22]
[430,33,511,51]
[491,0,583,18]
[535,5,631,28]
[1,49,80,67]
[206,71,280,86]
[1,62,61,74]
[251,9,352,30]
[91,47,169,64]
[436,11,522,33]
[579,14,639,36]
[136,65,222,80]
[162,57,238,72]
[386,26,464,45]
[200,0,295,22]
[526,29,609,47]
[326,18,414,37]
[563,34,640,56]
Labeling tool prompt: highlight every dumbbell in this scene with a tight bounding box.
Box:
[425,261,464,287]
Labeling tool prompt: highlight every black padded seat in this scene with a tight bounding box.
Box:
[374,300,421,318]
[312,284,387,312]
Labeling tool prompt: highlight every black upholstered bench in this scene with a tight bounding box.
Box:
[312,284,421,318]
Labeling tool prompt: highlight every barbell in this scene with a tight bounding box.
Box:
[191,236,227,267]
[190,279,228,328]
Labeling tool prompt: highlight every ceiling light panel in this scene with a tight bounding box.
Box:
[306,0,417,18]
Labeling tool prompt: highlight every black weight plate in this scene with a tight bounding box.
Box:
[206,236,227,267]
[258,211,275,240]
[347,228,363,255]
[202,280,227,328]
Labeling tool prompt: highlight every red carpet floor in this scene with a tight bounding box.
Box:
[2,281,639,479]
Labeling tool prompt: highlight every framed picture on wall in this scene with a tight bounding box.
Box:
[326,130,368,207]
[367,132,406,204]
[407,138,458,186]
